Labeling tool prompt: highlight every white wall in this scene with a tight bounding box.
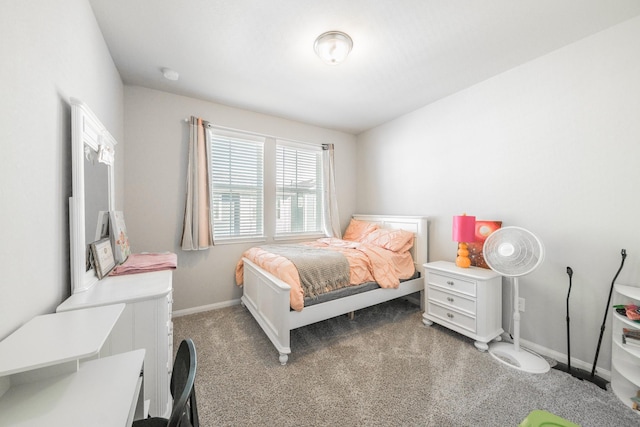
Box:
[123,86,357,312]
[0,0,123,339]
[356,17,640,371]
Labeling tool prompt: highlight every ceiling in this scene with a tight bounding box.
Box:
[88,0,640,134]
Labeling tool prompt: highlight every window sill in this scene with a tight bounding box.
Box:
[213,237,266,246]
[273,233,325,242]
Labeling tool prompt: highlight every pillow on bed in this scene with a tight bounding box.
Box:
[343,219,379,242]
[361,228,414,253]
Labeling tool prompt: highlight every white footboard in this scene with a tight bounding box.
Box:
[241,258,292,364]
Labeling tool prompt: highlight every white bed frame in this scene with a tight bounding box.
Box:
[240,215,429,365]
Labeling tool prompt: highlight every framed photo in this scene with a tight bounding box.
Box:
[90,238,116,279]
[468,220,502,269]
[95,210,110,241]
[109,211,131,264]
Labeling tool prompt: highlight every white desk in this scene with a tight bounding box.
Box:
[0,304,145,426]
[0,304,124,378]
[0,350,145,427]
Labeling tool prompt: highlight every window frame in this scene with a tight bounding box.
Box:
[274,139,325,240]
[208,127,265,243]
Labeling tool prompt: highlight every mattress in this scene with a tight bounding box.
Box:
[302,270,421,308]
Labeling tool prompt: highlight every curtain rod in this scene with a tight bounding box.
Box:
[183,117,328,149]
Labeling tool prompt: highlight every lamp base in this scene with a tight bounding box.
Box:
[455,242,471,268]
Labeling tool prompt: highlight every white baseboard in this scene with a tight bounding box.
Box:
[172,299,242,318]
[498,333,611,381]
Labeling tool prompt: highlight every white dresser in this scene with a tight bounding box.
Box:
[422,261,503,351]
[57,270,173,418]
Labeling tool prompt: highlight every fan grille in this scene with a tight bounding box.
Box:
[483,227,544,277]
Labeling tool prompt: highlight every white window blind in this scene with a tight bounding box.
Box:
[275,142,323,236]
[209,129,264,239]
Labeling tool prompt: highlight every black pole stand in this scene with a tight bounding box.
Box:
[553,249,627,390]
[590,249,627,386]
[552,267,600,384]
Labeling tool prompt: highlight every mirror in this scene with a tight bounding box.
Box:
[84,154,109,253]
[70,98,116,293]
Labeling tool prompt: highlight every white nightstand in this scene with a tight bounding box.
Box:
[422,261,503,351]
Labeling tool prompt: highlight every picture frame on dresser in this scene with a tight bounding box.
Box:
[109,210,131,264]
[95,210,110,241]
[90,238,115,279]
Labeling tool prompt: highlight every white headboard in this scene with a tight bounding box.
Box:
[351,214,429,275]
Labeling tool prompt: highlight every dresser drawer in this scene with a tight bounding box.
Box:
[428,285,476,315]
[429,272,476,297]
[427,302,476,333]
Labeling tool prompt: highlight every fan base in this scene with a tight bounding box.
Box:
[489,342,550,374]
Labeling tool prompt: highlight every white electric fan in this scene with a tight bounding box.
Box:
[483,226,549,374]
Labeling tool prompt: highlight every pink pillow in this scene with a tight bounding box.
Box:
[343,219,379,242]
[361,228,414,253]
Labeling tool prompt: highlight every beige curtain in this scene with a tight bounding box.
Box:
[322,143,341,238]
[181,116,214,250]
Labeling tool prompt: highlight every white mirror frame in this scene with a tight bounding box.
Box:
[70,98,116,293]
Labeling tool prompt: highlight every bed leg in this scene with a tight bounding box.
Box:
[279,353,289,365]
[348,311,355,320]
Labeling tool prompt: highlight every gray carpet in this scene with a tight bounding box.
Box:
[172,299,639,426]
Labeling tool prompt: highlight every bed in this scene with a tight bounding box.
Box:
[238,214,428,365]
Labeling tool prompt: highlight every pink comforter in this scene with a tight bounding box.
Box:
[235,237,415,311]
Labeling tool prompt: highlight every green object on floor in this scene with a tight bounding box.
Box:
[519,410,580,427]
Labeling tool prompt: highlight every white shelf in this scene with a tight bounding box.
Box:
[611,283,640,414]
[612,339,640,386]
[616,284,640,301]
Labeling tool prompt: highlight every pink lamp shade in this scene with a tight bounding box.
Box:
[452,215,476,243]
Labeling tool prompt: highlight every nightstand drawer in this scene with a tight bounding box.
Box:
[429,272,476,297]
[428,286,476,315]
[427,302,476,333]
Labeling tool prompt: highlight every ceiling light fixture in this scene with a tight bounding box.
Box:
[161,67,179,81]
[314,31,353,65]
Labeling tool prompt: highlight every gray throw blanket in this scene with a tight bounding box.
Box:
[259,244,350,298]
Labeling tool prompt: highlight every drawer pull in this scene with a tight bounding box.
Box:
[447,313,454,319]
[447,297,454,303]
[447,280,454,286]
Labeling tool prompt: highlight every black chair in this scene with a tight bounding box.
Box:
[134,339,199,427]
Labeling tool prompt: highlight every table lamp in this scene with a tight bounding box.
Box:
[452,214,476,268]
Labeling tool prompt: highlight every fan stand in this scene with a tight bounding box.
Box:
[489,277,550,374]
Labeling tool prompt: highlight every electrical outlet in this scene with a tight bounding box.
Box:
[518,297,526,312]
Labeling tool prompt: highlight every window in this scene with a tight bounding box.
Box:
[209,129,264,240]
[275,141,324,237]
